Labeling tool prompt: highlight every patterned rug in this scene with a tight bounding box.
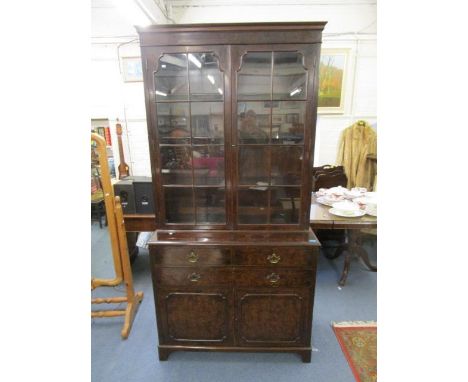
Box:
[332,321,377,382]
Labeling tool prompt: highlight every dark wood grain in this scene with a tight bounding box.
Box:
[138,22,326,362]
[154,287,235,347]
[123,213,156,232]
[151,246,231,266]
[234,269,315,288]
[233,247,313,267]
[137,22,326,47]
[236,288,310,346]
[155,267,234,287]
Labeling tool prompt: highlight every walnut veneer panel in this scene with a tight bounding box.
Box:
[233,247,313,267]
[152,246,231,266]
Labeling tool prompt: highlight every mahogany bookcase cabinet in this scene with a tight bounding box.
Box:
[136,22,327,362]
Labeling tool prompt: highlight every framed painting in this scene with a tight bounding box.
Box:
[318,49,349,114]
[121,57,143,82]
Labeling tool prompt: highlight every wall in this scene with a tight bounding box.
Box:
[91,0,376,175]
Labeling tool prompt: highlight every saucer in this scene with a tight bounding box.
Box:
[316,197,335,207]
[365,208,377,217]
[329,208,366,218]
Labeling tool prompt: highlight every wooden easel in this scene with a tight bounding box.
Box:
[91,133,143,339]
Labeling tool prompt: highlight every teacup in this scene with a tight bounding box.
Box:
[366,200,377,215]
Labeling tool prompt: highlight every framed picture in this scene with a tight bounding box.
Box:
[121,57,143,82]
[318,49,349,114]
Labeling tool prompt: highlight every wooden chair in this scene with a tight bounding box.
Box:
[312,165,346,191]
[312,164,344,177]
[313,171,348,192]
[311,165,348,260]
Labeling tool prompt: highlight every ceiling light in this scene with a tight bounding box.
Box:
[290,88,302,96]
[188,54,202,69]
[207,75,215,84]
[155,91,167,97]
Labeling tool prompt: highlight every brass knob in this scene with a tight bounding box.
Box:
[187,250,199,263]
[267,253,281,264]
[266,273,280,284]
[188,272,201,282]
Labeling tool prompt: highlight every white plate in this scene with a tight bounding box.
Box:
[316,197,335,207]
[329,208,366,218]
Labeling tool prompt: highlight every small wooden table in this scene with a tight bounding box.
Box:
[309,195,377,286]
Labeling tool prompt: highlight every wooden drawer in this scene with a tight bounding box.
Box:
[234,268,315,288]
[154,267,233,287]
[233,247,314,267]
[151,246,231,266]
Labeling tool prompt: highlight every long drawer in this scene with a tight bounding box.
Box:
[233,247,314,267]
[151,246,231,266]
[154,267,233,287]
[234,268,315,288]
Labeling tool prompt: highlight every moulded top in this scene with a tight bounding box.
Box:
[136,22,327,33]
[136,22,327,46]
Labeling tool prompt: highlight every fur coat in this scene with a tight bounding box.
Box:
[336,121,377,190]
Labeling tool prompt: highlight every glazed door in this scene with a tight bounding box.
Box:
[235,288,311,347]
[231,45,321,229]
[143,46,232,229]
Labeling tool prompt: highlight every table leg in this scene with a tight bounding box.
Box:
[337,229,377,286]
[356,246,377,271]
[348,230,377,272]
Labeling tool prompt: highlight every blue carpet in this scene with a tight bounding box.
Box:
[91,223,376,382]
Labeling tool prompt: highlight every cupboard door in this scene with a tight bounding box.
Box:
[235,288,311,346]
[233,47,317,227]
[156,288,234,345]
[147,46,230,227]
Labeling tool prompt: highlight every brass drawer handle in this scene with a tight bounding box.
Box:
[188,272,201,282]
[187,250,199,263]
[266,273,280,284]
[267,253,281,264]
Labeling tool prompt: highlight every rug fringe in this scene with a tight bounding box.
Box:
[331,320,377,327]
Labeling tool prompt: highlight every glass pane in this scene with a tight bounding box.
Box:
[237,102,270,144]
[195,188,226,224]
[164,187,194,223]
[238,52,272,100]
[239,146,269,185]
[192,146,225,186]
[191,102,224,144]
[270,146,303,185]
[155,53,188,101]
[238,188,268,224]
[156,103,190,144]
[271,101,306,144]
[272,52,307,100]
[160,146,193,185]
[188,53,224,101]
[270,187,301,224]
